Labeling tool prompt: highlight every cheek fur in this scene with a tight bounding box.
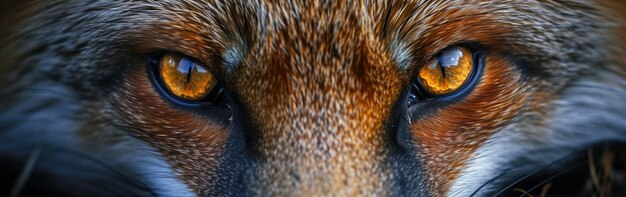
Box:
[411,56,531,195]
[109,66,230,194]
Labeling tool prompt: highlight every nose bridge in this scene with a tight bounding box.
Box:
[242,32,400,194]
[273,82,382,155]
[251,17,385,156]
[248,73,395,195]
[235,5,406,194]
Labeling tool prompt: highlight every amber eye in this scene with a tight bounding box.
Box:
[416,46,474,96]
[158,53,217,101]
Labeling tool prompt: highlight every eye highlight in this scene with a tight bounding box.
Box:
[417,47,473,96]
[159,53,216,101]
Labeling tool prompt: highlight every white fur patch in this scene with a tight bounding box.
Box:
[448,75,626,196]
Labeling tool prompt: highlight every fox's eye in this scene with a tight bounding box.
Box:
[159,53,216,101]
[409,46,481,103]
[418,46,473,95]
[409,46,483,104]
[151,53,224,105]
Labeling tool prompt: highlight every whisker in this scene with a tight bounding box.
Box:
[492,149,583,196]
[467,168,512,197]
[0,140,156,196]
[517,161,587,197]
[9,146,41,197]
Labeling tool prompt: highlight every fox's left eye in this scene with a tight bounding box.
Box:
[150,52,225,106]
[409,46,481,103]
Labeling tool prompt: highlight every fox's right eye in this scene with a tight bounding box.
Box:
[150,52,225,106]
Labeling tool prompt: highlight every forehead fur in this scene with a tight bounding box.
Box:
[3,1,617,88]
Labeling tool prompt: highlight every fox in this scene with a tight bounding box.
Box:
[1,0,626,196]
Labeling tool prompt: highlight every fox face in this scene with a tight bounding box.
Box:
[1,0,625,196]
